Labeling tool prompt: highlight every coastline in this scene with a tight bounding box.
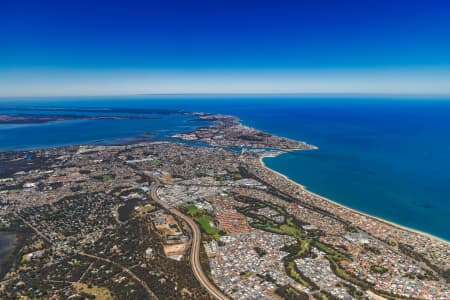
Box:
[258,153,450,245]
[1,105,447,245]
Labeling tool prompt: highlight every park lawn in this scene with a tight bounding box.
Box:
[185,204,205,217]
[185,204,221,239]
[197,215,221,239]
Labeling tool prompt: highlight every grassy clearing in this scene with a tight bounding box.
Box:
[371,265,388,274]
[313,291,337,300]
[281,239,318,290]
[235,195,372,292]
[135,204,155,214]
[249,215,304,239]
[236,196,305,239]
[327,257,372,290]
[313,241,348,260]
[73,283,113,300]
[197,215,221,240]
[286,261,314,289]
[297,239,310,256]
[311,240,371,289]
[240,270,253,277]
[233,173,243,180]
[185,204,205,216]
[281,217,304,238]
[185,204,222,240]
[147,160,161,167]
[275,285,310,300]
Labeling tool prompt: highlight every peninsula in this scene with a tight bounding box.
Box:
[0,114,157,125]
[0,112,448,300]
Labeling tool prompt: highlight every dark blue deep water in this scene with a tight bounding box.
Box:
[1,96,449,240]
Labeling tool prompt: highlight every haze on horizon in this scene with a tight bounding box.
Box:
[1,0,450,97]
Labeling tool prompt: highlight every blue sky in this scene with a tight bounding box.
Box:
[1,0,450,96]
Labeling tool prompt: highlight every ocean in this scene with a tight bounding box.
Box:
[1,95,449,240]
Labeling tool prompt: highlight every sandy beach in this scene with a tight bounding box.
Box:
[258,153,450,245]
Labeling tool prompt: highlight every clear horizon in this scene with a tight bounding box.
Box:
[2,0,450,97]
[2,69,450,97]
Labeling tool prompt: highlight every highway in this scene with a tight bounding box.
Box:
[147,175,228,300]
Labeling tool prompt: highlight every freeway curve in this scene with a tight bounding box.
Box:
[147,174,228,300]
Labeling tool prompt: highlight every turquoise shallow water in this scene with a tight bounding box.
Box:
[0,107,203,151]
[1,96,449,240]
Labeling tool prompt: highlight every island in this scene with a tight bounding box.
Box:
[0,112,448,300]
